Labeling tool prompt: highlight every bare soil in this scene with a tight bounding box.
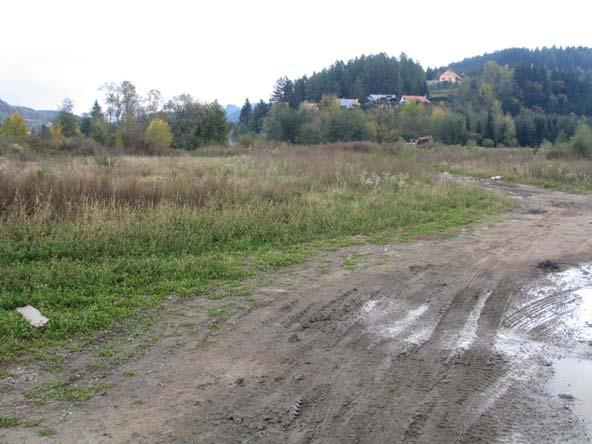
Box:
[2,179,592,443]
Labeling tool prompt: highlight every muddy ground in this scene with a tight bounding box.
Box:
[2,179,592,443]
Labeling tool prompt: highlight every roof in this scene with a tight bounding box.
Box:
[439,69,462,80]
[368,94,397,101]
[400,95,431,104]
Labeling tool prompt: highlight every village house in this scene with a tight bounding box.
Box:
[399,95,431,105]
[438,69,462,83]
[367,94,397,107]
[338,98,360,109]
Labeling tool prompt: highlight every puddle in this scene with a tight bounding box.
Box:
[550,357,592,434]
[510,264,592,338]
[574,288,592,341]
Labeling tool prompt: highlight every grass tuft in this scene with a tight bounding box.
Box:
[0,416,19,428]
[24,380,114,403]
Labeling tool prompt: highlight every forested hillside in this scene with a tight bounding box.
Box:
[442,47,592,77]
[232,48,592,150]
[271,53,426,108]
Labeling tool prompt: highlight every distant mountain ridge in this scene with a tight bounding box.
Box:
[225,104,240,122]
[0,99,59,128]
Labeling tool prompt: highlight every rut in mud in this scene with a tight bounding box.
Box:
[2,180,592,443]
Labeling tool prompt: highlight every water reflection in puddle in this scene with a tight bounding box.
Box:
[575,288,592,341]
[550,357,592,434]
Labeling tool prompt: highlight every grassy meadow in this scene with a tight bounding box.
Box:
[0,143,542,360]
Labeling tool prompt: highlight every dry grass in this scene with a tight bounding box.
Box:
[425,146,592,192]
[0,144,426,219]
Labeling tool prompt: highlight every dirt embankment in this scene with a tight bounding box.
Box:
[2,180,592,443]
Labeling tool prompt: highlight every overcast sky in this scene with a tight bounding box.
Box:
[2,0,591,113]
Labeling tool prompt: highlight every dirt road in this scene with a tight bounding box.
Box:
[3,180,592,443]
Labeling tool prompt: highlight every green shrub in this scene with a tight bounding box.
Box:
[481,138,495,148]
[238,133,254,148]
[570,124,592,158]
[144,119,173,154]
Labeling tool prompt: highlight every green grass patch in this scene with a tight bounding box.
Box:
[0,369,14,379]
[0,384,14,394]
[24,380,114,403]
[343,253,371,270]
[23,418,44,428]
[38,428,56,437]
[0,416,20,428]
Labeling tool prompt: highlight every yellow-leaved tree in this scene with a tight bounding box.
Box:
[144,118,172,154]
[1,113,28,141]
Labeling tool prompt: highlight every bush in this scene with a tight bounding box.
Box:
[144,119,173,154]
[238,133,255,148]
[0,135,36,161]
[53,136,104,155]
[481,138,495,148]
[570,124,592,158]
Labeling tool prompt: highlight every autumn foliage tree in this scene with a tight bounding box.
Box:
[144,118,173,154]
[0,114,28,141]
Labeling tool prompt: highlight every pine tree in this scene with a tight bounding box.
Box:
[239,99,253,127]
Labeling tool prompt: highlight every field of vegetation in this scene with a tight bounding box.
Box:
[426,146,592,192]
[0,144,515,361]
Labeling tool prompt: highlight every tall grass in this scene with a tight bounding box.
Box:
[0,144,508,359]
[425,146,592,192]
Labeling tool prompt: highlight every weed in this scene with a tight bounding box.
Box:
[0,384,15,394]
[0,416,19,428]
[25,380,114,403]
[122,370,136,377]
[24,418,44,427]
[38,428,57,437]
[0,369,14,379]
[343,253,371,270]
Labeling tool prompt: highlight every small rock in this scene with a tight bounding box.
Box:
[559,393,576,401]
[234,377,244,386]
[288,333,300,343]
[294,374,304,382]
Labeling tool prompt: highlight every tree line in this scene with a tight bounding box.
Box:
[2,49,592,156]
[0,81,229,154]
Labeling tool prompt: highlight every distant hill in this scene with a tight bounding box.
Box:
[0,99,59,128]
[225,104,240,122]
[445,46,592,77]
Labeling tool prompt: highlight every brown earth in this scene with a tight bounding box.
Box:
[2,179,592,443]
